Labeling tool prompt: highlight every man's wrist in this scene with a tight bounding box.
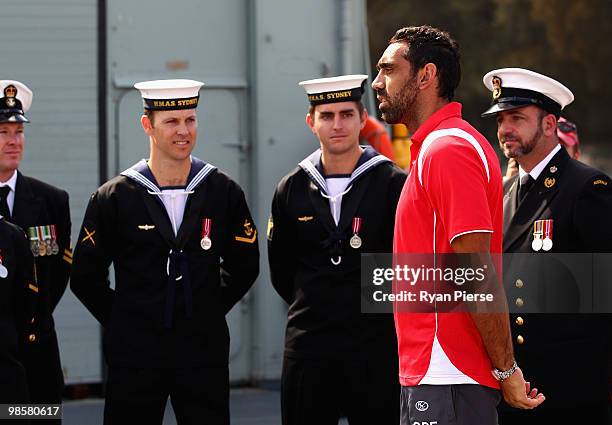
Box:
[492,360,518,382]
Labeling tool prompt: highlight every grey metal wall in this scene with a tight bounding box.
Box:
[0,0,101,384]
[1,0,371,384]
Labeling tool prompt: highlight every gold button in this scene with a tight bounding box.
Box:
[28,334,36,342]
[515,316,524,326]
[515,298,524,307]
[515,279,524,288]
[516,335,524,344]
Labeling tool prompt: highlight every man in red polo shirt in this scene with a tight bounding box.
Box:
[372,25,545,425]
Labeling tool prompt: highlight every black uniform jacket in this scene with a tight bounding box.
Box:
[11,173,71,335]
[0,218,37,397]
[268,147,406,359]
[503,147,612,408]
[71,158,259,368]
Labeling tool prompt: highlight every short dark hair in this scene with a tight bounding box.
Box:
[389,25,461,101]
[144,109,155,125]
[308,102,365,119]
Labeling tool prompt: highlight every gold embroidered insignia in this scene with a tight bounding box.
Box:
[81,227,96,246]
[492,76,502,100]
[138,224,156,230]
[544,177,556,188]
[235,230,257,244]
[593,179,608,186]
[243,220,254,237]
[63,248,73,264]
[267,217,274,240]
[298,216,314,222]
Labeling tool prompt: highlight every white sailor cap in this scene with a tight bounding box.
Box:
[481,68,574,117]
[0,80,33,123]
[134,79,204,111]
[299,74,368,106]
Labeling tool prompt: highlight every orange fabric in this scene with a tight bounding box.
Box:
[360,117,395,160]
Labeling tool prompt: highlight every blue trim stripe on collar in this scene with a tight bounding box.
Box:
[298,146,391,194]
[121,157,217,194]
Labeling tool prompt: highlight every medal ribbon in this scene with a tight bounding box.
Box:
[544,219,553,240]
[352,217,362,235]
[533,220,543,238]
[50,225,57,242]
[43,225,51,241]
[28,227,37,241]
[201,218,212,239]
[37,226,44,242]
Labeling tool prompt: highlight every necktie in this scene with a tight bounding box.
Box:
[0,186,11,219]
[518,174,534,203]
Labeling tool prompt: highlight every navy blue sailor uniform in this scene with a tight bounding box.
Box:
[268,146,406,425]
[70,158,259,425]
[0,217,38,412]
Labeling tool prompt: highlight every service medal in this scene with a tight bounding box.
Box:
[37,227,47,256]
[50,225,60,255]
[531,237,543,252]
[201,236,212,250]
[542,219,553,251]
[27,227,39,257]
[350,217,363,249]
[201,218,212,251]
[30,241,39,257]
[532,220,544,252]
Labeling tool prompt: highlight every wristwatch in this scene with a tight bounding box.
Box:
[492,360,518,382]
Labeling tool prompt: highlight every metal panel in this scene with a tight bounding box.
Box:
[0,0,101,384]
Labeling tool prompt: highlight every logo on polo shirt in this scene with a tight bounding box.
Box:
[415,401,429,412]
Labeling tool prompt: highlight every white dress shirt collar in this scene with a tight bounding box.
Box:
[518,144,561,182]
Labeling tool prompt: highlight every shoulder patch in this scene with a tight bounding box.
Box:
[235,219,257,244]
[593,178,609,187]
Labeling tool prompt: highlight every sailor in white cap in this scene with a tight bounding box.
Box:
[268,75,405,424]
[71,79,259,425]
[0,80,71,423]
[482,68,612,424]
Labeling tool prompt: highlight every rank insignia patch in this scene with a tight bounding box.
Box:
[544,177,556,188]
[235,219,257,244]
[63,248,73,265]
[81,226,96,247]
[267,216,274,240]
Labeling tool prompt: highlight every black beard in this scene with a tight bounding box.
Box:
[378,77,418,125]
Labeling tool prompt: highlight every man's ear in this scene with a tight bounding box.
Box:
[418,63,438,91]
[542,114,558,137]
[305,113,316,134]
[141,115,153,134]
[360,109,369,131]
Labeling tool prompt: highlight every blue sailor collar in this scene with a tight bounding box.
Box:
[121,156,217,195]
[298,146,391,194]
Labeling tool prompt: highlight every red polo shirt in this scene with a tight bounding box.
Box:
[394,102,503,388]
